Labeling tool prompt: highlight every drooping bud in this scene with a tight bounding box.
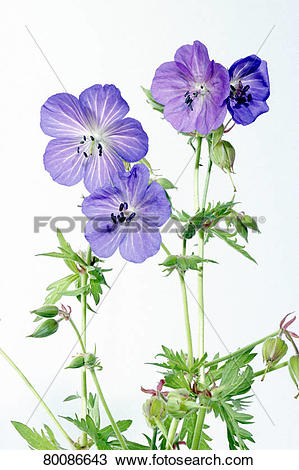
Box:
[288,356,299,398]
[66,355,85,369]
[28,319,59,338]
[143,396,166,427]
[166,389,199,419]
[30,305,59,318]
[210,140,235,172]
[262,337,288,365]
[261,337,288,381]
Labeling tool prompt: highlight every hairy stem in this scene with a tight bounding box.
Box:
[90,369,128,450]
[254,360,288,378]
[0,348,75,448]
[191,407,207,450]
[205,330,279,368]
[69,318,86,353]
[151,426,158,450]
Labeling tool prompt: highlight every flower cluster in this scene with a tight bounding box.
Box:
[151,41,270,133]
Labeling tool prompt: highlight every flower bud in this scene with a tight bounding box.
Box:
[30,305,59,318]
[143,396,166,427]
[66,355,85,369]
[28,319,59,338]
[262,337,288,365]
[84,353,97,368]
[210,140,235,172]
[288,356,299,397]
[166,389,199,419]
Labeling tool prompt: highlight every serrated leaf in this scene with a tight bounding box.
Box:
[99,420,132,441]
[11,422,60,450]
[212,229,257,264]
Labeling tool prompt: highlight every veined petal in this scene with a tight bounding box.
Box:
[43,139,86,186]
[41,93,88,138]
[85,219,125,258]
[119,222,162,263]
[163,96,197,133]
[206,61,230,104]
[175,41,210,80]
[82,187,121,218]
[151,61,189,105]
[79,84,129,130]
[83,147,125,193]
[137,182,171,227]
[105,117,148,163]
[112,163,150,207]
[195,97,228,135]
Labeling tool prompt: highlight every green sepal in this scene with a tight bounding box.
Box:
[141,87,164,113]
[155,178,177,190]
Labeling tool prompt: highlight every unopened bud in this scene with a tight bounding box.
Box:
[288,356,299,398]
[262,337,287,365]
[28,319,59,338]
[66,355,85,369]
[30,305,59,318]
[210,140,235,172]
[143,396,166,427]
[166,389,199,419]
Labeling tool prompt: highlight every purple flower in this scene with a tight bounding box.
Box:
[151,41,230,135]
[227,55,270,125]
[41,84,148,192]
[82,163,171,263]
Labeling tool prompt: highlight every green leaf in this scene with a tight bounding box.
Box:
[99,420,132,441]
[109,439,150,450]
[11,422,60,450]
[212,402,254,450]
[88,393,100,428]
[61,286,89,296]
[155,178,177,190]
[211,229,257,264]
[141,87,164,113]
[63,394,80,402]
[57,229,79,273]
[44,274,78,305]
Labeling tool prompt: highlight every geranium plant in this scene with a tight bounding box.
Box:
[1,40,297,451]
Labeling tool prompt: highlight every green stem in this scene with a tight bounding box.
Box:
[80,246,92,447]
[0,348,75,448]
[69,319,86,353]
[166,418,179,450]
[202,159,213,208]
[151,426,158,450]
[205,330,279,368]
[90,369,128,450]
[254,360,288,378]
[154,418,170,447]
[161,241,193,370]
[193,136,203,210]
[191,407,207,450]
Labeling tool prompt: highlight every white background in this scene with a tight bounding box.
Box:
[0,0,298,450]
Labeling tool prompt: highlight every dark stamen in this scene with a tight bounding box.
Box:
[98,143,103,156]
[83,152,88,158]
[119,203,124,211]
[123,202,128,210]
[83,135,87,141]
[77,147,80,153]
[126,212,136,223]
[90,135,94,141]
[111,213,117,224]
[247,93,252,102]
[118,213,126,223]
[242,85,250,94]
[80,140,84,144]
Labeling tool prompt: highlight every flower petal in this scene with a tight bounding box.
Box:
[163,96,197,133]
[151,61,189,105]
[105,117,148,162]
[43,139,86,186]
[82,186,121,218]
[112,163,150,207]
[85,219,125,259]
[83,147,125,193]
[228,99,269,125]
[205,61,230,104]
[79,84,129,130]
[119,222,162,263]
[137,182,171,227]
[175,41,210,80]
[230,55,270,101]
[41,93,88,138]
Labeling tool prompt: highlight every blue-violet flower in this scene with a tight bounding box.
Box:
[41,84,148,192]
[82,163,171,263]
[151,40,230,135]
[227,55,270,125]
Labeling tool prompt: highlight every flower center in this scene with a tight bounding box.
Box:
[111,202,136,225]
[229,81,252,108]
[77,135,103,158]
[184,84,209,111]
